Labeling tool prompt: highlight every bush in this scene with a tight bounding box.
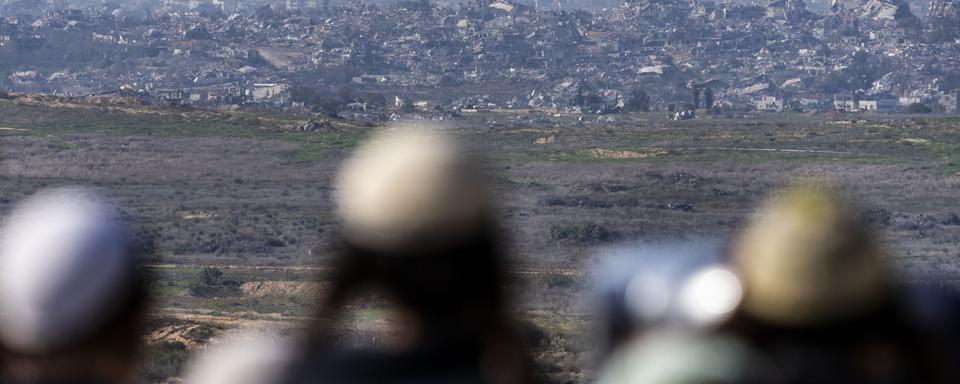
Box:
[199,267,223,286]
[190,267,244,297]
[140,341,189,382]
[266,238,286,247]
[546,273,585,289]
[906,103,931,114]
[542,195,612,208]
[626,89,651,112]
[549,222,613,243]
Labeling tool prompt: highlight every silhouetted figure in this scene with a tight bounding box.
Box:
[0,187,147,384]
[285,127,530,384]
[726,182,958,384]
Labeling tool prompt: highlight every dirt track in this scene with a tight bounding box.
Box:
[146,264,581,276]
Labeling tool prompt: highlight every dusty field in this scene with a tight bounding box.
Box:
[2,99,960,382]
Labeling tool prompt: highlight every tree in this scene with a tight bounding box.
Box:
[819,51,891,93]
[703,87,715,110]
[939,71,960,92]
[846,51,888,91]
[199,267,223,286]
[290,86,319,105]
[626,89,651,112]
[337,86,356,104]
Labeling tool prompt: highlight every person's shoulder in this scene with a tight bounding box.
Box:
[284,348,491,384]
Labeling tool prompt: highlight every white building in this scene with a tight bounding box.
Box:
[858,98,897,113]
[833,93,858,112]
[939,92,959,113]
[755,95,785,112]
[249,83,288,102]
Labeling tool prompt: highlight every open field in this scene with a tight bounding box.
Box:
[2,98,960,382]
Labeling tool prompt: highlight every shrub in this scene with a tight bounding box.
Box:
[546,273,585,289]
[190,267,244,297]
[937,212,960,226]
[542,196,612,208]
[549,222,613,243]
[626,89,651,112]
[906,103,931,114]
[140,341,189,382]
[199,267,223,286]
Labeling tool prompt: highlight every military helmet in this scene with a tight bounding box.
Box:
[733,182,889,326]
[335,126,489,253]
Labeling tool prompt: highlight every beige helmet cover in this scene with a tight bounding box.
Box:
[0,187,133,353]
[335,126,489,252]
[733,183,889,326]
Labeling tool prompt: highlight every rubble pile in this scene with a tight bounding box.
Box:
[0,0,958,116]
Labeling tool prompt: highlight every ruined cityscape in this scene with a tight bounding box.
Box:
[4,1,960,383]
[2,0,960,119]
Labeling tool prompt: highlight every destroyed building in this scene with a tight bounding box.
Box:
[0,0,957,115]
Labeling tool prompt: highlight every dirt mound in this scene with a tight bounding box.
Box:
[899,137,931,145]
[588,148,667,159]
[241,281,323,297]
[86,95,145,106]
[534,135,556,144]
[12,94,143,107]
[146,321,224,349]
[288,118,337,132]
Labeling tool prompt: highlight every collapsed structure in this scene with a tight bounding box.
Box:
[0,0,958,116]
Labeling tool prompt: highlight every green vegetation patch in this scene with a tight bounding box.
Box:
[286,129,371,164]
[0,99,375,165]
[927,142,960,175]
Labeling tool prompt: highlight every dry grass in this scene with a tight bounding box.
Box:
[3,102,960,383]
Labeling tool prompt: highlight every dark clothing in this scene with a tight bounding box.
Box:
[285,341,493,384]
[725,297,960,384]
[292,225,525,384]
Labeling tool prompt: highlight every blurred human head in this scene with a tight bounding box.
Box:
[335,126,491,254]
[0,187,146,382]
[733,181,889,326]
[313,125,526,382]
[327,125,503,329]
[593,240,743,356]
[184,329,298,384]
[596,330,782,384]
